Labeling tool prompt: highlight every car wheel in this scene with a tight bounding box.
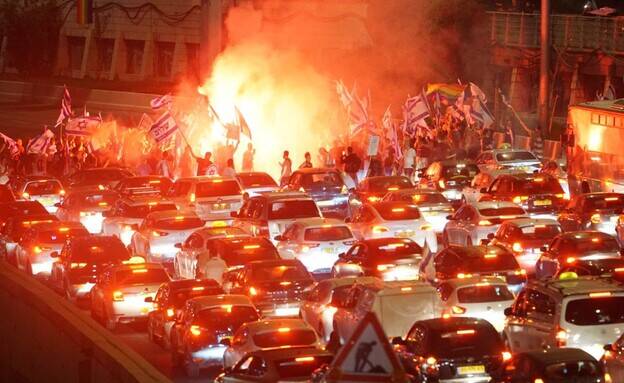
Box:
[147,321,156,343]
[185,355,200,378]
[105,310,117,332]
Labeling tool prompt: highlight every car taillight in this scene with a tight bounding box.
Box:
[249,286,259,296]
[22,192,30,199]
[438,180,445,189]
[372,226,389,233]
[512,242,523,253]
[451,305,466,314]
[423,356,439,375]
[512,196,528,204]
[60,189,66,196]
[189,193,196,204]
[190,325,201,336]
[377,264,393,271]
[478,220,493,226]
[591,213,601,224]
[152,230,169,237]
[457,273,473,279]
[70,262,87,269]
[367,196,381,203]
[112,291,124,301]
[502,351,512,362]
[555,327,568,347]
[33,246,43,254]
[166,308,175,318]
[299,243,320,252]
[514,269,527,276]
[341,185,348,195]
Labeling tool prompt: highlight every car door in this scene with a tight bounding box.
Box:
[151,285,168,339]
[504,289,531,353]
[300,282,323,330]
[536,237,561,279]
[522,289,557,351]
[455,206,477,245]
[275,223,300,259]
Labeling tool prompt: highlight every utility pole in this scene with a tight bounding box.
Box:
[538,0,550,135]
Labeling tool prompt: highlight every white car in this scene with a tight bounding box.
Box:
[167,176,244,222]
[130,211,205,269]
[55,190,119,234]
[90,263,170,330]
[299,276,378,342]
[347,201,438,252]
[476,149,542,173]
[13,176,65,213]
[14,221,88,278]
[437,276,515,332]
[443,201,528,247]
[275,218,356,274]
[223,318,322,369]
[102,197,178,246]
[236,172,279,197]
[381,188,453,233]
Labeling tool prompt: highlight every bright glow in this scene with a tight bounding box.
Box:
[391,207,405,213]
[512,196,528,204]
[614,268,624,273]
[192,286,204,291]
[514,269,527,276]
[189,193,196,203]
[174,216,184,221]
[166,308,175,318]
[132,268,148,273]
[33,246,42,254]
[112,291,124,301]
[590,292,612,298]
[425,356,437,365]
[420,224,432,231]
[591,213,601,224]
[484,253,497,259]
[534,379,544,383]
[22,192,30,199]
[148,180,161,184]
[438,180,445,189]
[372,226,389,233]
[605,197,619,202]
[367,196,381,203]
[280,281,292,286]
[190,325,201,336]
[70,262,87,269]
[221,304,233,312]
[591,237,600,243]
[401,287,412,292]
[387,187,399,191]
[502,351,512,362]
[377,264,392,271]
[249,286,258,296]
[457,273,473,279]
[98,202,108,207]
[475,282,490,287]
[566,257,576,264]
[456,329,475,335]
[512,242,523,253]
[244,244,260,249]
[295,356,315,363]
[58,227,70,232]
[451,306,466,314]
[147,201,158,206]
[478,220,492,226]
[278,327,291,333]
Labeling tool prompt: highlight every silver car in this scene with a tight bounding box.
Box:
[382,188,453,233]
[12,176,65,213]
[476,149,541,173]
[168,176,244,222]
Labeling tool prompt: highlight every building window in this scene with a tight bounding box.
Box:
[125,40,144,75]
[186,43,199,79]
[67,36,85,72]
[155,41,175,78]
[96,38,114,73]
[607,115,614,127]
[599,114,607,125]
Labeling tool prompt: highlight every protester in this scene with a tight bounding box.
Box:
[242,143,255,172]
[299,152,313,169]
[403,139,416,179]
[196,151,213,176]
[279,150,292,186]
[383,147,395,176]
[222,158,236,177]
[196,250,227,285]
[137,157,152,176]
[341,146,361,184]
[157,151,173,178]
[532,129,544,160]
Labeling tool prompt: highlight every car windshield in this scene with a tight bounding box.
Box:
[495,151,537,162]
[583,195,624,211]
[251,264,310,281]
[238,173,277,188]
[458,247,519,272]
[252,329,317,348]
[559,234,619,254]
[442,164,479,178]
[514,177,563,194]
[565,297,624,325]
[214,239,280,267]
[268,200,320,220]
[152,216,204,230]
[25,180,63,195]
[544,360,602,380]
[71,239,129,262]
[276,355,333,380]
[170,286,224,307]
[479,206,525,217]
[304,226,352,241]
[195,180,241,198]
[121,203,177,219]
[376,204,421,220]
[195,306,259,331]
[516,224,562,240]
[367,177,412,191]
[457,285,514,303]
[36,227,88,243]
[115,268,169,285]
[429,325,503,358]
[368,240,422,263]
[298,172,342,190]
[75,193,119,209]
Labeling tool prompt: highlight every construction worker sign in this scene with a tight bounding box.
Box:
[325,312,407,382]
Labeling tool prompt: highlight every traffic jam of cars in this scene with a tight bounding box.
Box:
[2,160,624,382]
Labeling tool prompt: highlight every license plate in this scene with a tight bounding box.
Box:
[458,365,485,375]
[396,232,413,238]
[323,247,336,254]
[534,199,552,206]
[275,307,299,316]
[212,203,230,210]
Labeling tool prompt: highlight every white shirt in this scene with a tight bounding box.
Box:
[403,147,416,168]
[197,255,227,284]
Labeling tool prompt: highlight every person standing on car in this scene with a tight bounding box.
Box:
[242,143,255,172]
[403,139,416,180]
[299,152,313,169]
[196,250,227,285]
[195,151,213,176]
[341,146,362,185]
[279,150,292,186]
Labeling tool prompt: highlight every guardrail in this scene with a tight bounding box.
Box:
[489,11,624,54]
[0,261,171,383]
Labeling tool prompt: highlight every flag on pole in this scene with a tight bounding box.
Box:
[470,98,495,129]
[137,113,154,131]
[336,80,353,108]
[65,115,101,136]
[149,111,178,143]
[55,85,73,127]
[382,106,402,160]
[402,92,430,137]
[0,132,19,158]
[150,94,173,110]
[26,128,55,154]
[234,106,252,139]
[336,80,373,136]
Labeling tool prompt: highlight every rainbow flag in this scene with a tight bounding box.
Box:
[77,0,93,24]
[425,83,465,101]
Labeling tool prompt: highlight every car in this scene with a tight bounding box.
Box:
[167,176,244,222]
[347,201,438,252]
[192,236,280,280]
[174,225,250,279]
[382,188,454,233]
[284,168,350,218]
[443,201,528,247]
[332,237,424,282]
[49,235,132,301]
[418,160,480,204]
[535,231,622,280]
[223,318,322,369]
[232,191,321,242]
[0,214,58,263]
[503,276,624,359]
[420,245,527,294]
[170,294,260,377]
[476,149,541,173]
[554,257,624,279]
[498,348,605,383]
[393,317,508,383]
[147,278,224,349]
[112,175,173,197]
[274,218,356,275]
[130,210,205,271]
[478,173,566,220]
[436,276,515,332]
[101,196,178,246]
[299,276,379,342]
[0,200,48,230]
[461,168,519,204]
[559,192,624,233]
[349,175,413,206]
[225,259,314,318]
[55,190,120,234]
[90,263,170,330]
[331,279,442,342]
[488,218,563,275]
[11,175,65,213]
[14,221,88,278]
[216,347,333,383]
[235,172,279,197]
[64,167,134,192]
[0,184,15,203]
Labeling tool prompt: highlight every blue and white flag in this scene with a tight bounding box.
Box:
[470,98,494,129]
[382,106,402,160]
[26,128,54,154]
[65,115,101,136]
[402,92,430,136]
[150,94,173,110]
[149,111,178,144]
[55,85,73,127]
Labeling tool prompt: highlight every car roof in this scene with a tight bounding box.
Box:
[368,201,419,210]
[531,276,624,296]
[70,235,121,245]
[66,189,119,198]
[436,159,478,167]
[358,237,417,247]
[117,196,176,206]
[244,318,312,333]
[243,346,331,361]
[393,188,440,195]
[188,294,253,308]
[237,171,273,177]
[144,210,199,221]
[580,192,624,199]
[19,175,61,182]
[251,191,311,201]
[503,218,560,227]
[363,280,436,295]
[291,217,349,228]
[417,317,493,331]
[522,348,597,364]
[472,201,524,210]
[444,276,509,289]
[487,149,534,154]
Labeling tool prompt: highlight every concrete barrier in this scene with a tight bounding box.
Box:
[0,262,171,383]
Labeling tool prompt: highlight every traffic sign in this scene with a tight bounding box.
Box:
[325,312,407,382]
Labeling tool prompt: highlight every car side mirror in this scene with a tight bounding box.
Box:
[446,215,454,220]
[101,211,110,217]
[479,187,487,193]
[344,217,351,223]
[504,307,513,316]
[174,243,182,249]
[50,251,59,258]
[54,202,62,208]
[391,337,405,346]
[540,246,548,252]
[487,233,495,240]
[605,344,616,352]
[220,337,232,347]
[274,235,284,241]
[230,211,238,218]
[130,224,139,231]
[338,252,346,259]
[144,296,153,303]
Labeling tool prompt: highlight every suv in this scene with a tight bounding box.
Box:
[503,276,624,359]
[232,191,321,242]
[284,168,349,218]
[419,160,480,204]
[167,176,244,222]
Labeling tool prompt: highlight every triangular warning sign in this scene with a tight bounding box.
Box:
[325,312,407,382]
